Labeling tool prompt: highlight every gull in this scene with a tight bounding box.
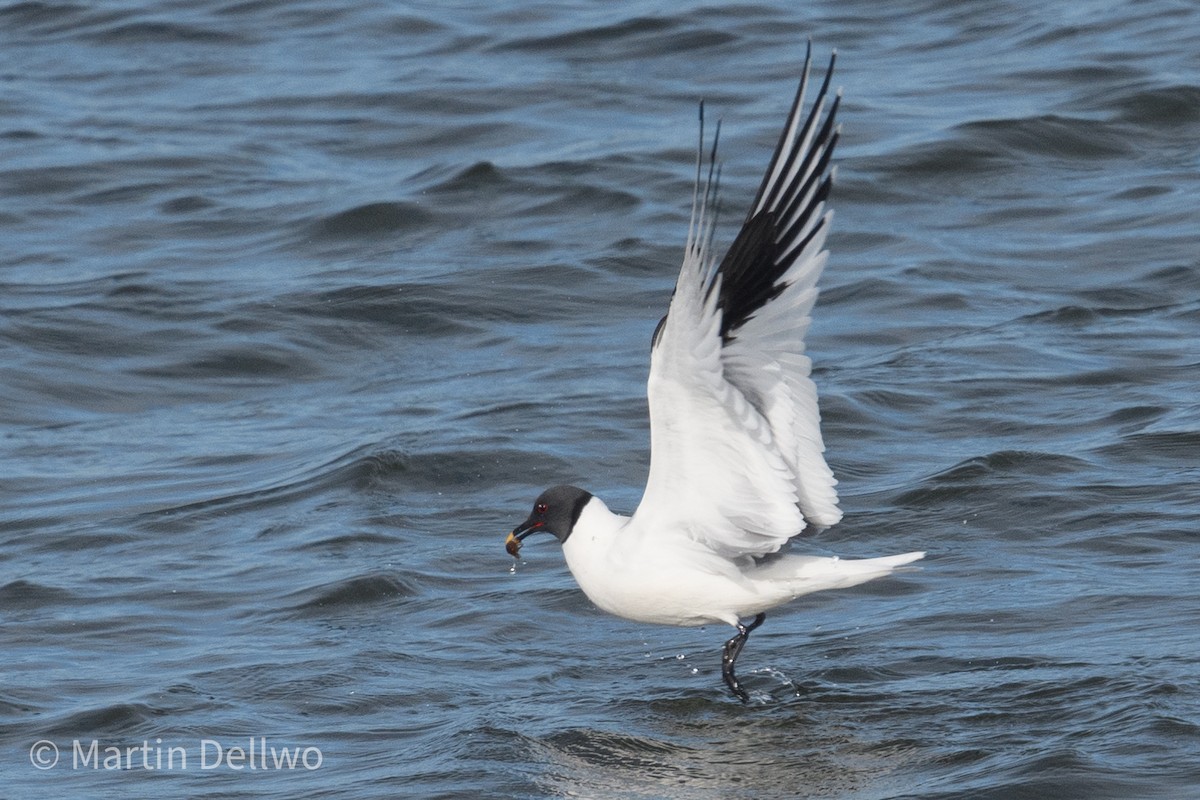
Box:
[505,46,924,703]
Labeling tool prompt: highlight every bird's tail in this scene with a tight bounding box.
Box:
[753,551,925,596]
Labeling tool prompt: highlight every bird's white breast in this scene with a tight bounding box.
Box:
[560,497,759,628]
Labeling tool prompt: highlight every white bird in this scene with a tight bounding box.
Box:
[506,46,924,703]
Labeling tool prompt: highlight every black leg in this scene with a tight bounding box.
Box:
[721,612,766,703]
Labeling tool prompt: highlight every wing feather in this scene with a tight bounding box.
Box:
[634,46,842,559]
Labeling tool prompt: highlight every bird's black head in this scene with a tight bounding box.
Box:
[505,485,593,557]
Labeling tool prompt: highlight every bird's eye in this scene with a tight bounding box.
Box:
[535,502,548,514]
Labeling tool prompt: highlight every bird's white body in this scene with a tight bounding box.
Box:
[562,496,923,629]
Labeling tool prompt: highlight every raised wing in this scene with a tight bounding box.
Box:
[635,46,842,559]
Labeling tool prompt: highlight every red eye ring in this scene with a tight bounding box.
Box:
[535,502,548,514]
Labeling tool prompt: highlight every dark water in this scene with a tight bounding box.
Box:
[3,1,1199,797]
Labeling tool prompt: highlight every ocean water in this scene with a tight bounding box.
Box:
[2,1,1199,797]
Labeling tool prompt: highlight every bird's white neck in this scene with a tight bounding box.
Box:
[559,496,633,613]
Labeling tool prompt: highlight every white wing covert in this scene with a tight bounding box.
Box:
[635,47,843,560]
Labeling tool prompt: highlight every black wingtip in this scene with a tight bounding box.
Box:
[710,46,840,342]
